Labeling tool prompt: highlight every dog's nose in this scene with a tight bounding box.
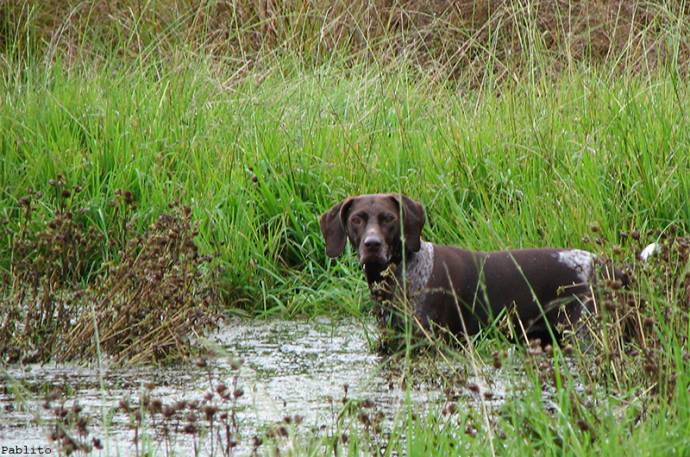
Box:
[364,236,382,249]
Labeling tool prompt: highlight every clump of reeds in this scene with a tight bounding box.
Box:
[565,226,689,396]
[0,176,221,364]
[62,203,221,363]
[115,354,247,457]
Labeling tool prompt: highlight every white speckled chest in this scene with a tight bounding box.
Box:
[396,240,434,303]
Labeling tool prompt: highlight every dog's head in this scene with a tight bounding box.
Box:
[319,194,425,269]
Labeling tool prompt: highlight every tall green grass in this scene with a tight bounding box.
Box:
[2,57,688,316]
[1,2,689,455]
[2,0,688,316]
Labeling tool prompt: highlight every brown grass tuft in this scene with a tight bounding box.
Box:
[0,177,221,364]
[2,1,689,82]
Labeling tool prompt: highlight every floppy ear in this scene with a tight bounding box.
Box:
[390,194,425,252]
[319,198,354,258]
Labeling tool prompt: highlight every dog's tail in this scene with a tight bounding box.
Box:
[639,242,661,262]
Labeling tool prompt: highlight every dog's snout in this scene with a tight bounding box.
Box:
[363,235,382,249]
[359,228,388,265]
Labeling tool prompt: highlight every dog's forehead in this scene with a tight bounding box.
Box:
[349,194,397,214]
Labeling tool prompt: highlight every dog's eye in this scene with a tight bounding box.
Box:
[381,214,395,224]
[350,216,363,226]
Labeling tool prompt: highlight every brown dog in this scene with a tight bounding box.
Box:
[320,193,598,344]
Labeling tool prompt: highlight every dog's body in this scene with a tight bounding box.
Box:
[320,194,597,343]
[392,240,594,341]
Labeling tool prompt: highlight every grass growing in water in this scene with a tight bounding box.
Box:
[2,59,689,452]
[1,1,690,454]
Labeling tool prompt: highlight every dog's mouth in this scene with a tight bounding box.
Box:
[359,252,391,269]
[357,239,395,269]
[361,256,388,267]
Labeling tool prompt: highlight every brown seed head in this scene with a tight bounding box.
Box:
[150,399,163,414]
[204,405,219,421]
[492,351,503,369]
[445,403,457,415]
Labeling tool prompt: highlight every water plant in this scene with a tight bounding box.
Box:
[1,0,689,455]
[0,179,221,364]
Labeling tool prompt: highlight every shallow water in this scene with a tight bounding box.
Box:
[0,318,508,456]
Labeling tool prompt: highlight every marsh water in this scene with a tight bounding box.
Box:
[0,318,511,455]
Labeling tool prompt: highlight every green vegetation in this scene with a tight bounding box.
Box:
[2,53,688,316]
[1,0,690,455]
[2,0,689,318]
[2,57,687,297]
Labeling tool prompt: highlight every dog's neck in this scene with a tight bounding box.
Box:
[365,241,434,343]
[398,240,434,295]
[363,240,434,300]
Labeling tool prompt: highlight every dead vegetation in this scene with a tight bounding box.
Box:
[2,1,689,82]
[0,176,221,365]
[567,229,690,395]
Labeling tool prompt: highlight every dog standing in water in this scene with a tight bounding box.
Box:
[320,193,602,346]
